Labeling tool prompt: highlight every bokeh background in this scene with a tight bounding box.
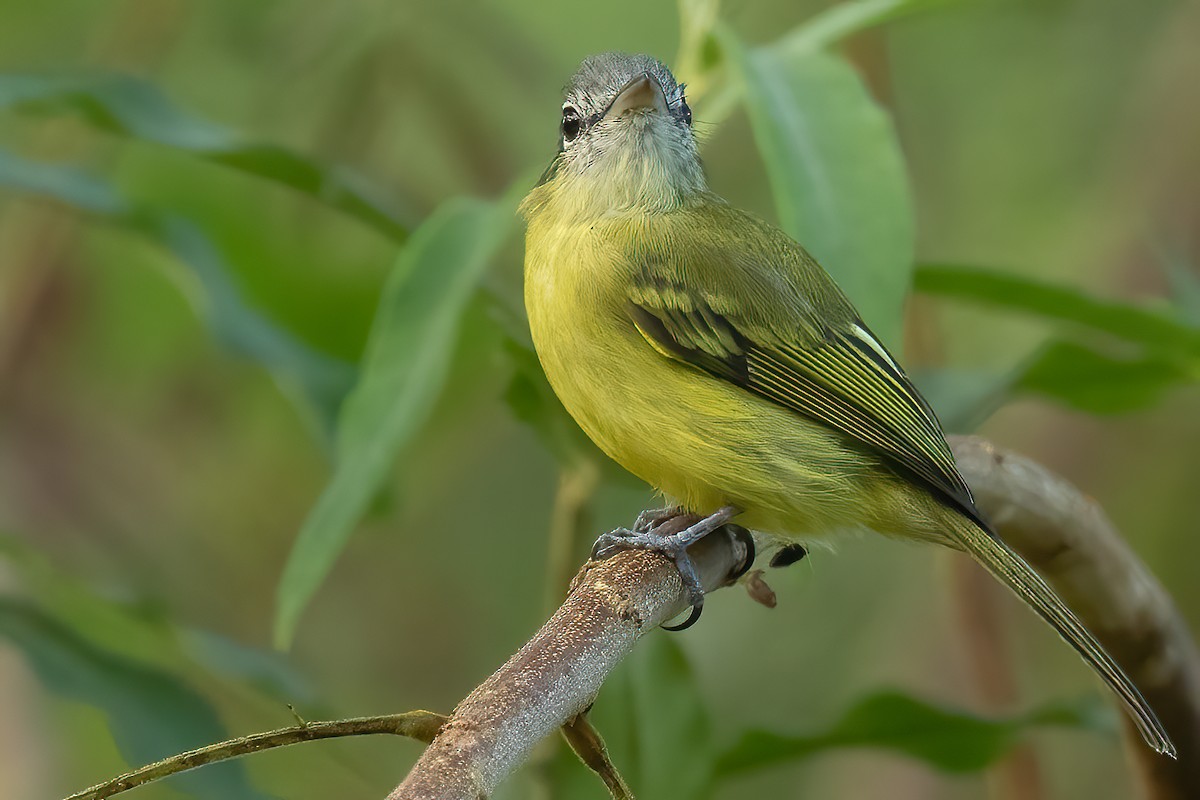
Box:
[1,0,1198,798]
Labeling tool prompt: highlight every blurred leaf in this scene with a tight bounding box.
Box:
[910,262,1200,417]
[179,628,313,703]
[1016,340,1196,414]
[0,598,270,800]
[0,149,355,436]
[274,195,516,647]
[716,690,1111,778]
[0,73,415,241]
[577,635,714,800]
[914,264,1200,357]
[0,531,313,705]
[728,38,914,346]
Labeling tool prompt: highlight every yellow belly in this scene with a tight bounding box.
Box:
[523,214,888,537]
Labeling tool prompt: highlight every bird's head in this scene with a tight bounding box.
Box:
[522,53,707,219]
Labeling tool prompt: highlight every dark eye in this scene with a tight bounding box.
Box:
[561,105,582,142]
[679,98,693,126]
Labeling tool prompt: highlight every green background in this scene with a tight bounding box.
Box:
[0,0,1197,798]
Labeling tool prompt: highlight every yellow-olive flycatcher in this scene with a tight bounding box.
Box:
[521,52,1173,757]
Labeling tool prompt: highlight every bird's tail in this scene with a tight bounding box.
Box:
[951,521,1176,758]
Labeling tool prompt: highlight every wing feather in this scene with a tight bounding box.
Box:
[628,278,986,528]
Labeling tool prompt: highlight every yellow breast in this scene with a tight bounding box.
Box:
[522,207,871,536]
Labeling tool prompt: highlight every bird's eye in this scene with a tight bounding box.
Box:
[679,99,693,127]
[561,105,583,143]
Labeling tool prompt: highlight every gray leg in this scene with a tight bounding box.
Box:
[591,506,741,630]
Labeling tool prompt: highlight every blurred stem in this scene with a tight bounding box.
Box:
[949,556,1046,800]
[692,0,942,141]
[64,711,448,800]
[544,459,601,612]
[675,0,722,98]
[773,0,946,58]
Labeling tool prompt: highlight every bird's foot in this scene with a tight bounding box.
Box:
[591,505,748,631]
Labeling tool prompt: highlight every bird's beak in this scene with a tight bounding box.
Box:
[604,73,668,120]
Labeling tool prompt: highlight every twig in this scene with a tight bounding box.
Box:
[64,711,447,800]
[62,437,1196,800]
[561,712,635,800]
[544,460,600,610]
[949,435,1199,800]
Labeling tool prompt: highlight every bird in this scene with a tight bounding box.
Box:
[519,51,1174,757]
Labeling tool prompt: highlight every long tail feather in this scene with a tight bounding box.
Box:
[952,522,1176,758]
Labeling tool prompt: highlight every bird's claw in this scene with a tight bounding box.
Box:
[590,528,640,561]
[589,506,741,631]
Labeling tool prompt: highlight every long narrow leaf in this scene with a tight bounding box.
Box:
[0,149,355,434]
[716,690,1111,778]
[727,36,914,345]
[273,195,516,647]
[1016,340,1196,414]
[0,532,312,703]
[0,74,414,241]
[774,0,952,56]
[0,599,270,800]
[914,263,1200,357]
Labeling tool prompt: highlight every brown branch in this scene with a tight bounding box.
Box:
[392,437,1197,799]
[64,711,447,800]
[388,521,751,799]
[949,435,1199,799]
[62,437,1195,800]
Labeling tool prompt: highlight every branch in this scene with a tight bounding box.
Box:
[948,435,1200,800]
[65,711,447,800]
[62,437,1195,800]
[389,520,751,799]
[392,437,1198,799]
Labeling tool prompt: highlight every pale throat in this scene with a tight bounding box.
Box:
[546,122,707,221]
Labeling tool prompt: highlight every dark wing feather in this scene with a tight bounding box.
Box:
[628,282,988,530]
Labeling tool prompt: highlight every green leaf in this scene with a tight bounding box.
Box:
[577,635,714,800]
[179,627,314,703]
[1016,340,1196,414]
[727,38,915,346]
[0,530,313,705]
[914,264,1200,357]
[0,598,270,800]
[273,195,516,647]
[0,149,356,435]
[0,73,415,241]
[716,690,1111,778]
